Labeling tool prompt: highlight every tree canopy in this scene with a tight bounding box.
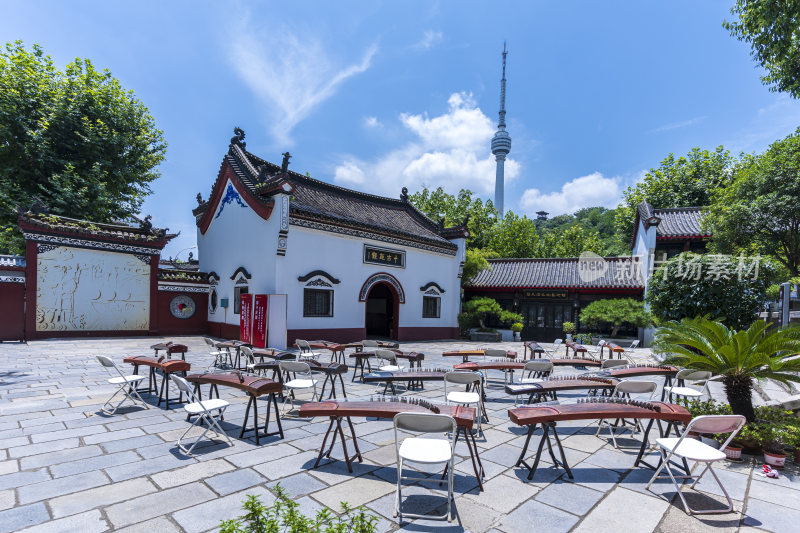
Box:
[645,252,776,330]
[725,0,800,99]
[615,146,735,241]
[705,128,800,276]
[579,298,651,337]
[0,41,167,253]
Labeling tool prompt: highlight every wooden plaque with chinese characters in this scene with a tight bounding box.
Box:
[363,245,405,268]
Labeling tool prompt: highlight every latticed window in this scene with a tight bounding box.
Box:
[422,296,440,318]
[304,289,333,317]
[234,286,248,314]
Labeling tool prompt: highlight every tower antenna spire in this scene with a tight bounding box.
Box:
[491,43,511,216]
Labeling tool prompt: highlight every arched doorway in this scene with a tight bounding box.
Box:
[364,283,398,339]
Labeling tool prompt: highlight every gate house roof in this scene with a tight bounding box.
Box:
[631,202,711,248]
[194,140,464,253]
[466,257,645,290]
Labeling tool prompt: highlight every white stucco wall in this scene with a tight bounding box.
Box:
[197,178,280,326]
[278,225,461,332]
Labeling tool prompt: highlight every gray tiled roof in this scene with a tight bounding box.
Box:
[207,145,459,252]
[653,207,709,238]
[466,257,645,290]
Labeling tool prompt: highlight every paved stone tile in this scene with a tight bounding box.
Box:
[105,453,194,482]
[571,487,669,533]
[252,450,318,480]
[206,468,266,496]
[105,481,216,528]
[535,480,604,516]
[16,509,107,533]
[8,438,80,458]
[312,474,395,509]
[50,450,140,478]
[29,425,106,443]
[499,499,579,533]
[0,468,50,491]
[748,478,800,509]
[151,458,235,489]
[100,434,164,453]
[0,489,14,511]
[564,464,623,492]
[267,472,327,496]
[0,460,18,476]
[19,444,103,470]
[462,473,539,514]
[49,477,157,518]
[113,516,182,533]
[83,427,145,444]
[0,436,30,448]
[0,502,50,533]
[172,486,273,533]
[17,470,108,504]
[221,442,300,468]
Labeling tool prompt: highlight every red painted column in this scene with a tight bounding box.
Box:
[149,253,160,334]
[23,240,37,341]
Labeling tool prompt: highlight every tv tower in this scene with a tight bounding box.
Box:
[491,43,511,217]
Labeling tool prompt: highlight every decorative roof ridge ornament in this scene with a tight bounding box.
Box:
[281,152,291,175]
[400,187,408,203]
[230,127,246,148]
[29,196,49,215]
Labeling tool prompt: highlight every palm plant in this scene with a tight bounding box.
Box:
[654,317,800,421]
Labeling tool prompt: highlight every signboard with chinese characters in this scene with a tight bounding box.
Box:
[252,294,268,348]
[239,293,253,344]
[523,290,568,300]
[363,245,405,268]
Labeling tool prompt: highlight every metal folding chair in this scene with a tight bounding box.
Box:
[393,412,457,523]
[542,338,563,358]
[646,415,746,515]
[444,370,484,433]
[96,356,149,415]
[665,370,713,402]
[278,360,318,414]
[601,358,629,369]
[172,376,232,455]
[620,340,640,362]
[596,380,658,447]
[204,337,229,368]
[295,339,318,361]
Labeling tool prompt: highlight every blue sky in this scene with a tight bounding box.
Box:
[3,1,800,258]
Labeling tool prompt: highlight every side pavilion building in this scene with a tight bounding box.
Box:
[193,130,467,346]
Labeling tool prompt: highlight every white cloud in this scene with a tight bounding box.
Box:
[649,115,708,134]
[725,95,800,153]
[228,14,377,145]
[363,116,382,128]
[519,172,621,216]
[333,92,520,196]
[414,30,443,50]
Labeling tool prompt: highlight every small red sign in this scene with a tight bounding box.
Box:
[239,293,253,344]
[252,294,268,348]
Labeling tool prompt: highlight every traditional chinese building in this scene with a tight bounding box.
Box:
[193,129,467,347]
[464,257,644,341]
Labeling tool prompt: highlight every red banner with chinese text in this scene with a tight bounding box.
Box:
[239,293,253,344]
[252,294,268,348]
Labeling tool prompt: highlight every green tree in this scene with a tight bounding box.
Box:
[724,0,800,98]
[579,298,651,337]
[461,248,497,287]
[409,187,498,250]
[487,211,540,257]
[535,225,605,258]
[655,317,800,422]
[0,41,167,253]
[615,147,735,242]
[462,297,522,329]
[646,252,776,330]
[705,128,800,276]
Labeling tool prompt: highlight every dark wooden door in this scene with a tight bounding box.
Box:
[520,302,574,342]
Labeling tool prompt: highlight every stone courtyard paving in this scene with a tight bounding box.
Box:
[1,337,798,533]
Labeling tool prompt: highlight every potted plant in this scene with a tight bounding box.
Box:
[761,424,788,468]
[562,321,575,340]
[511,322,523,341]
[784,424,800,463]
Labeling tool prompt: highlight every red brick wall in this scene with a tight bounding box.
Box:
[0,281,25,341]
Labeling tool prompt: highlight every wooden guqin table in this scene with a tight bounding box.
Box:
[349,350,425,381]
[508,401,691,480]
[123,356,191,409]
[185,372,283,444]
[504,377,618,404]
[586,365,680,400]
[523,341,545,360]
[298,400,485,490]
[442,349,517,363]
[253,360,349,399]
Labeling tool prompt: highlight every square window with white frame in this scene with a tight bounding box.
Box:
[422,295,440,318]
[304,288,333,317]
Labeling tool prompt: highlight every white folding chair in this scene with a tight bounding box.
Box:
[601,358,629,369]
[514,361,554,405]
[361,339,379,349]
[596,380,658,448]
[240,346,258,373]
[620,340,640,362]
[444,371,483,433]
[393,412,457,523]
[295,339,318,361]
[172,376,233,455]
[665,370,713,402]
[646,415,746,514]
[96,356,149,415]
[542,338,563,358]
[279,360,318,414]
[482,348,511,383]
[586,339,607,359]
[204,337,229,368]
[375,349,403,372]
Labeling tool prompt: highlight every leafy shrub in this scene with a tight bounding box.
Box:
[510,322,524,333]
[562,321,576,335]
[461,297,523,329]
[579,298,651,336]
[220,485,379,533]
